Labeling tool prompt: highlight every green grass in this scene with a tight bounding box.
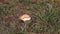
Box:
[0,1,16,16]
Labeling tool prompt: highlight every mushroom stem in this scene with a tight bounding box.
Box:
[24,21,28,34]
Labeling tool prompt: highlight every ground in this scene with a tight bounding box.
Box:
[0,0,60,34]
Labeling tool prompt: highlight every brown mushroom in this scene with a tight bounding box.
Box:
[18,14,31,22]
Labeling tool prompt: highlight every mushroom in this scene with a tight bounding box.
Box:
[18,14,31,32]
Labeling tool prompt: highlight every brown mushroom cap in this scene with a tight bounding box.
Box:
[18,14,31,21]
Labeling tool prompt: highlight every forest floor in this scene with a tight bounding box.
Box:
[0,0,60,34]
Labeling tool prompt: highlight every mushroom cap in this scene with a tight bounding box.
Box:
[18,14,31,21]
